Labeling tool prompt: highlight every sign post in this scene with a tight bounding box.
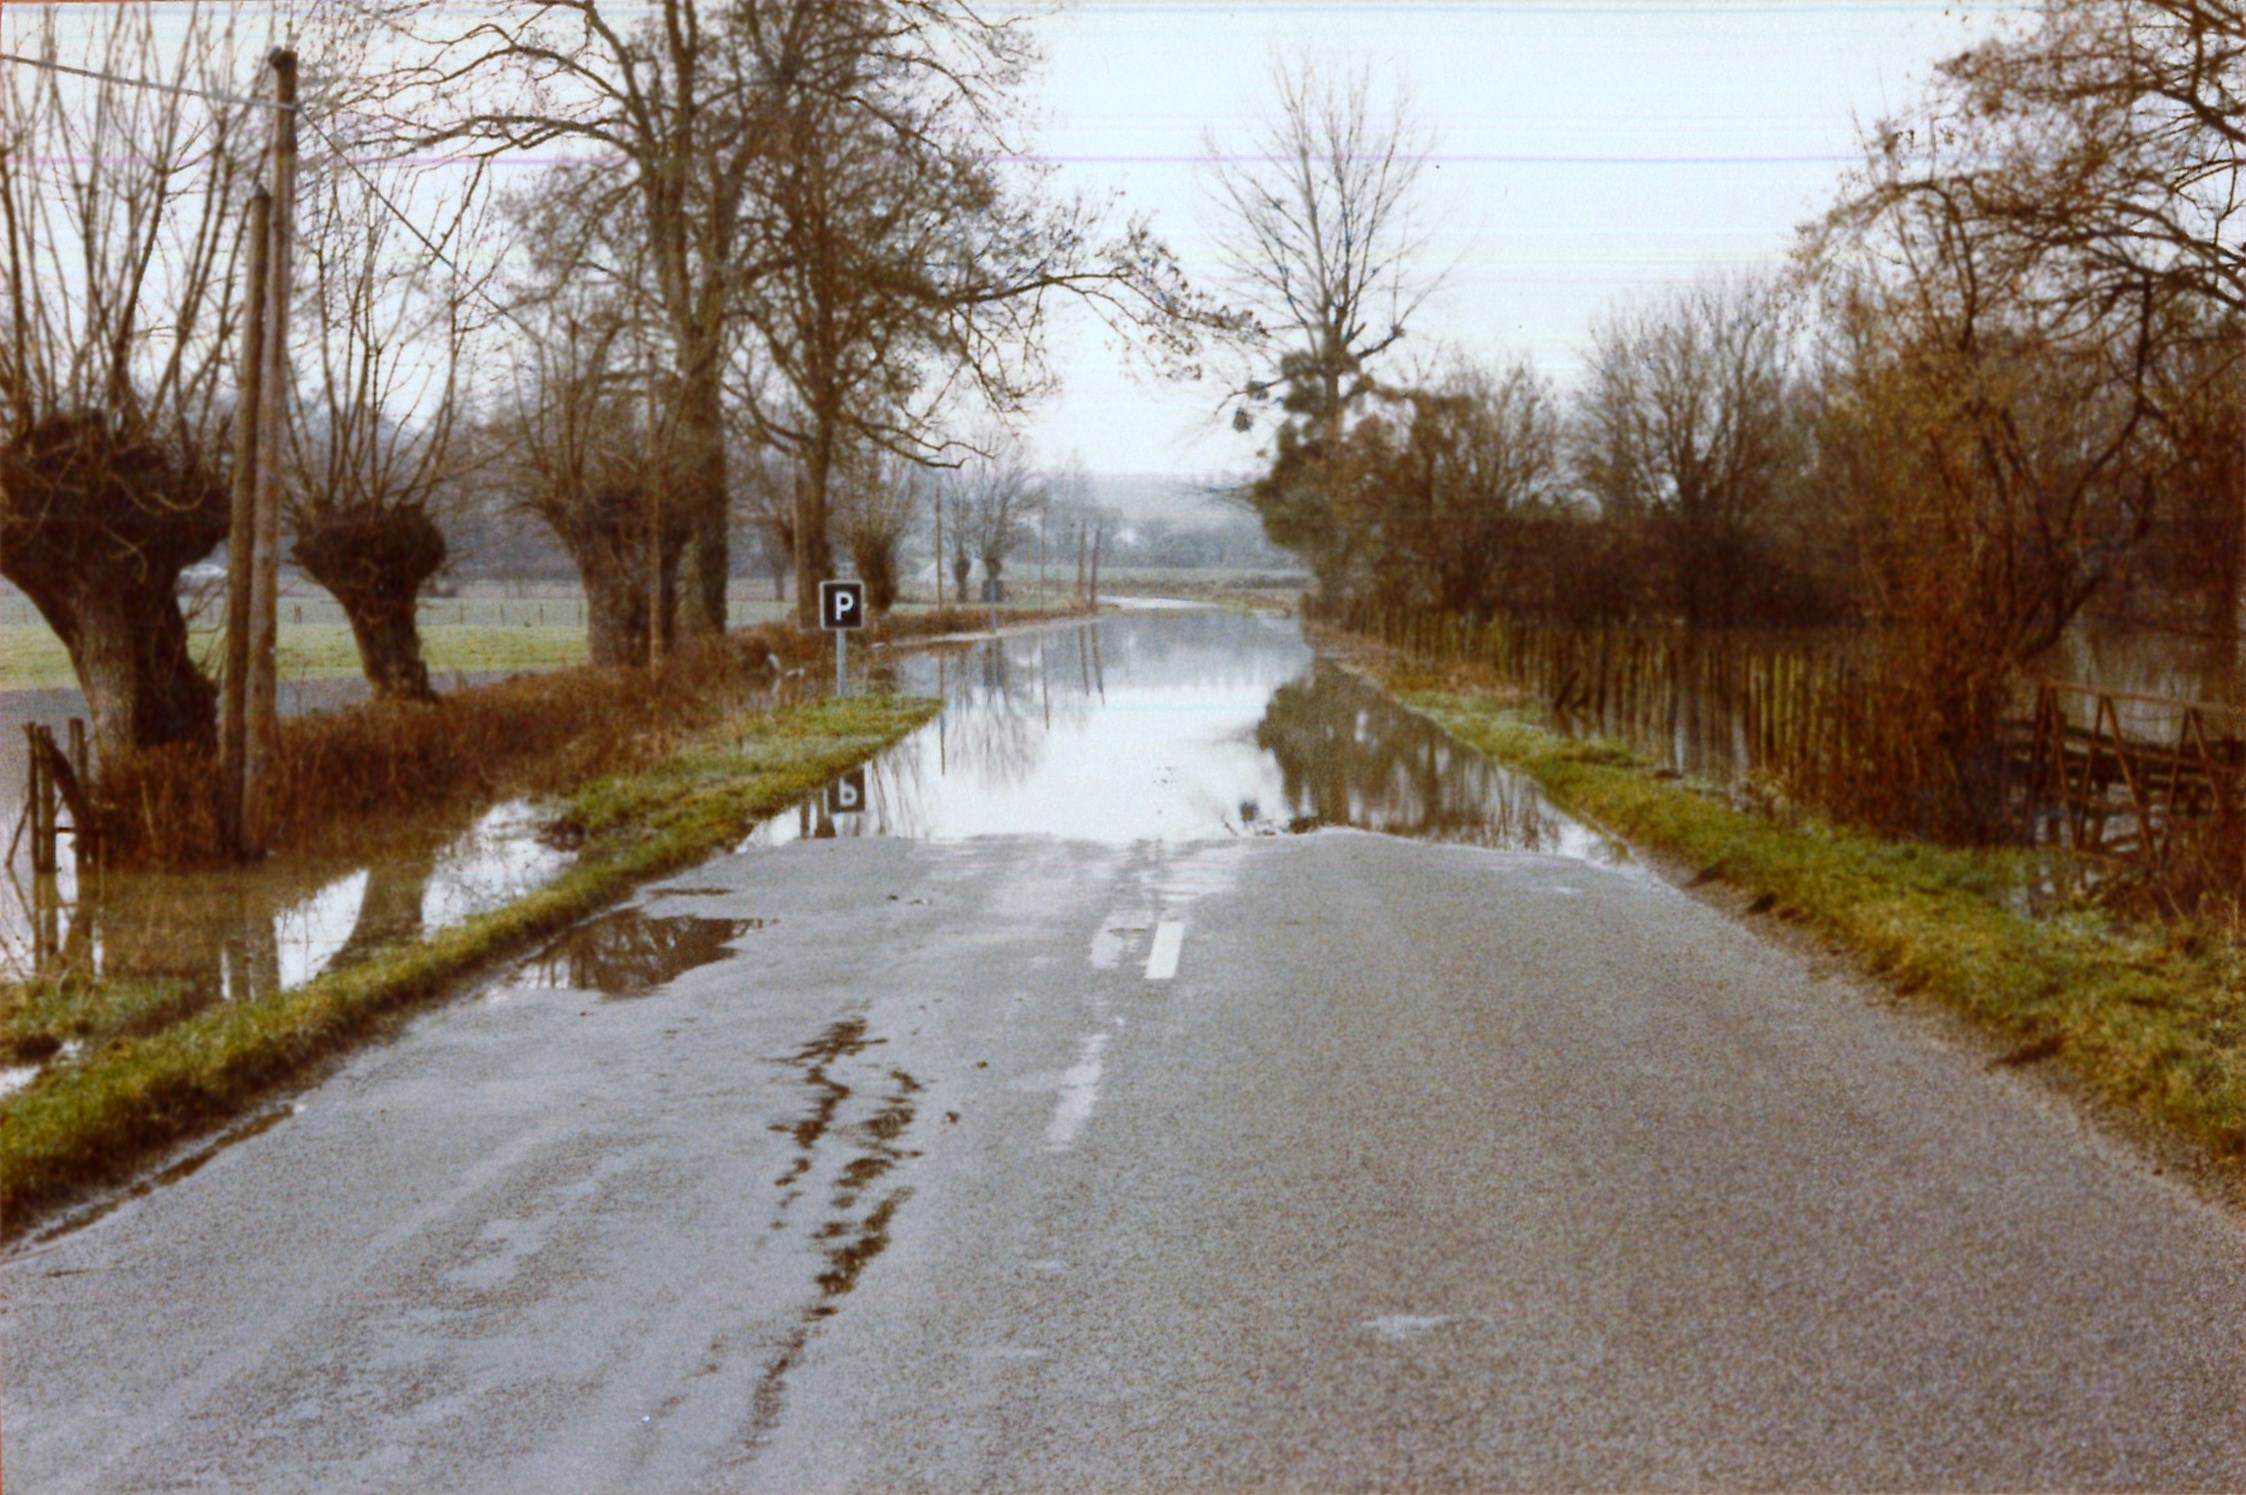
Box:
[818,579,866,697]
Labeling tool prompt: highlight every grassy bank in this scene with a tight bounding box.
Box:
[0,693,937,1233]
[1361,653,2246,1182]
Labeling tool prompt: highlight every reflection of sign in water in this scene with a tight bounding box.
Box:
[826,768,867,815]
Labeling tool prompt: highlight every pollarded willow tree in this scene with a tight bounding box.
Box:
[0,3,260,761]
[285,146,494,702]
[378,0,770,638]
[500,295,690,668]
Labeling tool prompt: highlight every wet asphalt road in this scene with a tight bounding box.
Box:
[6,615,2246,1491]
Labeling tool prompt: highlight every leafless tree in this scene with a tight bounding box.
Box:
[832,447,923,616]
[727,2,1223,627]
[284,148,494,702]
[1380,360,1564,619]
[1849,0,2246,631]
[1204,55,1438,426]
[1201,55,1442,605]
[378,0,772,637]
[0,3,261,761]
[940,437,1044,604]
[1806,143,2188,836]
[500,298,686,667]
[1571,272,1803,627]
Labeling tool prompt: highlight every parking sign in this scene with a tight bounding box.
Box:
[819,580,865,630]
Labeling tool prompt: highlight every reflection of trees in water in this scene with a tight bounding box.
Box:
[331,849,436,969]
[15,811,462,1008]
[517,909,747,997]
[1254,664,1570,850]
[932,636,1074,793]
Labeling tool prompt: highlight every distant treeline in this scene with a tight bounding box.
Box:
[1240,268,2241,642]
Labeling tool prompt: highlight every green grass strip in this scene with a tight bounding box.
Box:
[0,694,938,1230]
[1404,688,2246,1168]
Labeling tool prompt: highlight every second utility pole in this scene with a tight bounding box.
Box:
[244,47,297,854]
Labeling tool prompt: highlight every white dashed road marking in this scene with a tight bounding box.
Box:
[1145,921,1185,981]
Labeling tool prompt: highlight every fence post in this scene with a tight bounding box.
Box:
[27,724,56,874]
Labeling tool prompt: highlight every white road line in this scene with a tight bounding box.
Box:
[1145,920,1186,981]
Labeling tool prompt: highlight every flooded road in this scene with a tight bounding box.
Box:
[8,610,2246,1492]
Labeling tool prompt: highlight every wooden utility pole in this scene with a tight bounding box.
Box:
[219,188,271,858]
[934,497,945,611]
[244,48,297,853]
[646,350,665,668]
[1088,520,1103,608]
[1075,522,1086,608]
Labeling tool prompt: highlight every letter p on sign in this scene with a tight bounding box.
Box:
[819,580,865,630]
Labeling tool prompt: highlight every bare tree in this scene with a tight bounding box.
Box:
[0,3,260,761]
[284,149,492,701]
[1202,56,1441,605]
[501,301,686,666]
[1382,360,1564,619]
[833,448,923,616]
[726,2,1222,627]
[1571,272,1803,627]
[1205,55,1438,426]
[1853,1,2246,631]
[382,0,771,637]
[940,437,1044,604]
[1807,147,2183,836]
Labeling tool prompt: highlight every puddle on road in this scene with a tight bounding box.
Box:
[510,909,759,999]
[743,612,1625,866]
[748,1014,924,1447]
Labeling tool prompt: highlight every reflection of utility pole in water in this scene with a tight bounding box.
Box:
[1090,625,1106,702]
[1077,625,1091,694]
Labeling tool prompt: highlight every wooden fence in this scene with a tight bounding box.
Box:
[1338,604,2246,865]
[2024,683,2245,862]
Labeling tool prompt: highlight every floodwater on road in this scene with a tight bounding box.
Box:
[15,609,2246,1495]
[0,610,1617,1092]
[774,611,1625,863]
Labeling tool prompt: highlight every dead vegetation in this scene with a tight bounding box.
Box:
[93,605,1056,868]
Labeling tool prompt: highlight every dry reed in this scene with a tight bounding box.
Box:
[97,606,1048,868]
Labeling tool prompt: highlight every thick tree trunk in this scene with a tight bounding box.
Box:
[681,359,730,635]
[46,573,219,763]
[292,508,447,703]
[793,431,836,630]
[584,556,651,668]
[851,535,898,615]
[0,416,226,764]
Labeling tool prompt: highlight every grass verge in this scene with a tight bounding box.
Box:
[1368,659,2246,1182]
[0,693,937,1234]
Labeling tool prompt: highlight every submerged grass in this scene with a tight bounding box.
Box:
[0,694,937,1233]
[1382,661,2246,1177]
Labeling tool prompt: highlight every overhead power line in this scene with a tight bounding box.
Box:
[296,108,538,343]
[0,50,293,112]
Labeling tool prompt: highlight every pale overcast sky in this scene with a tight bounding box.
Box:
[1021,0,2013,476]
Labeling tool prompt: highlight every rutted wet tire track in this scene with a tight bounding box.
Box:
[748,1015,926,1448]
